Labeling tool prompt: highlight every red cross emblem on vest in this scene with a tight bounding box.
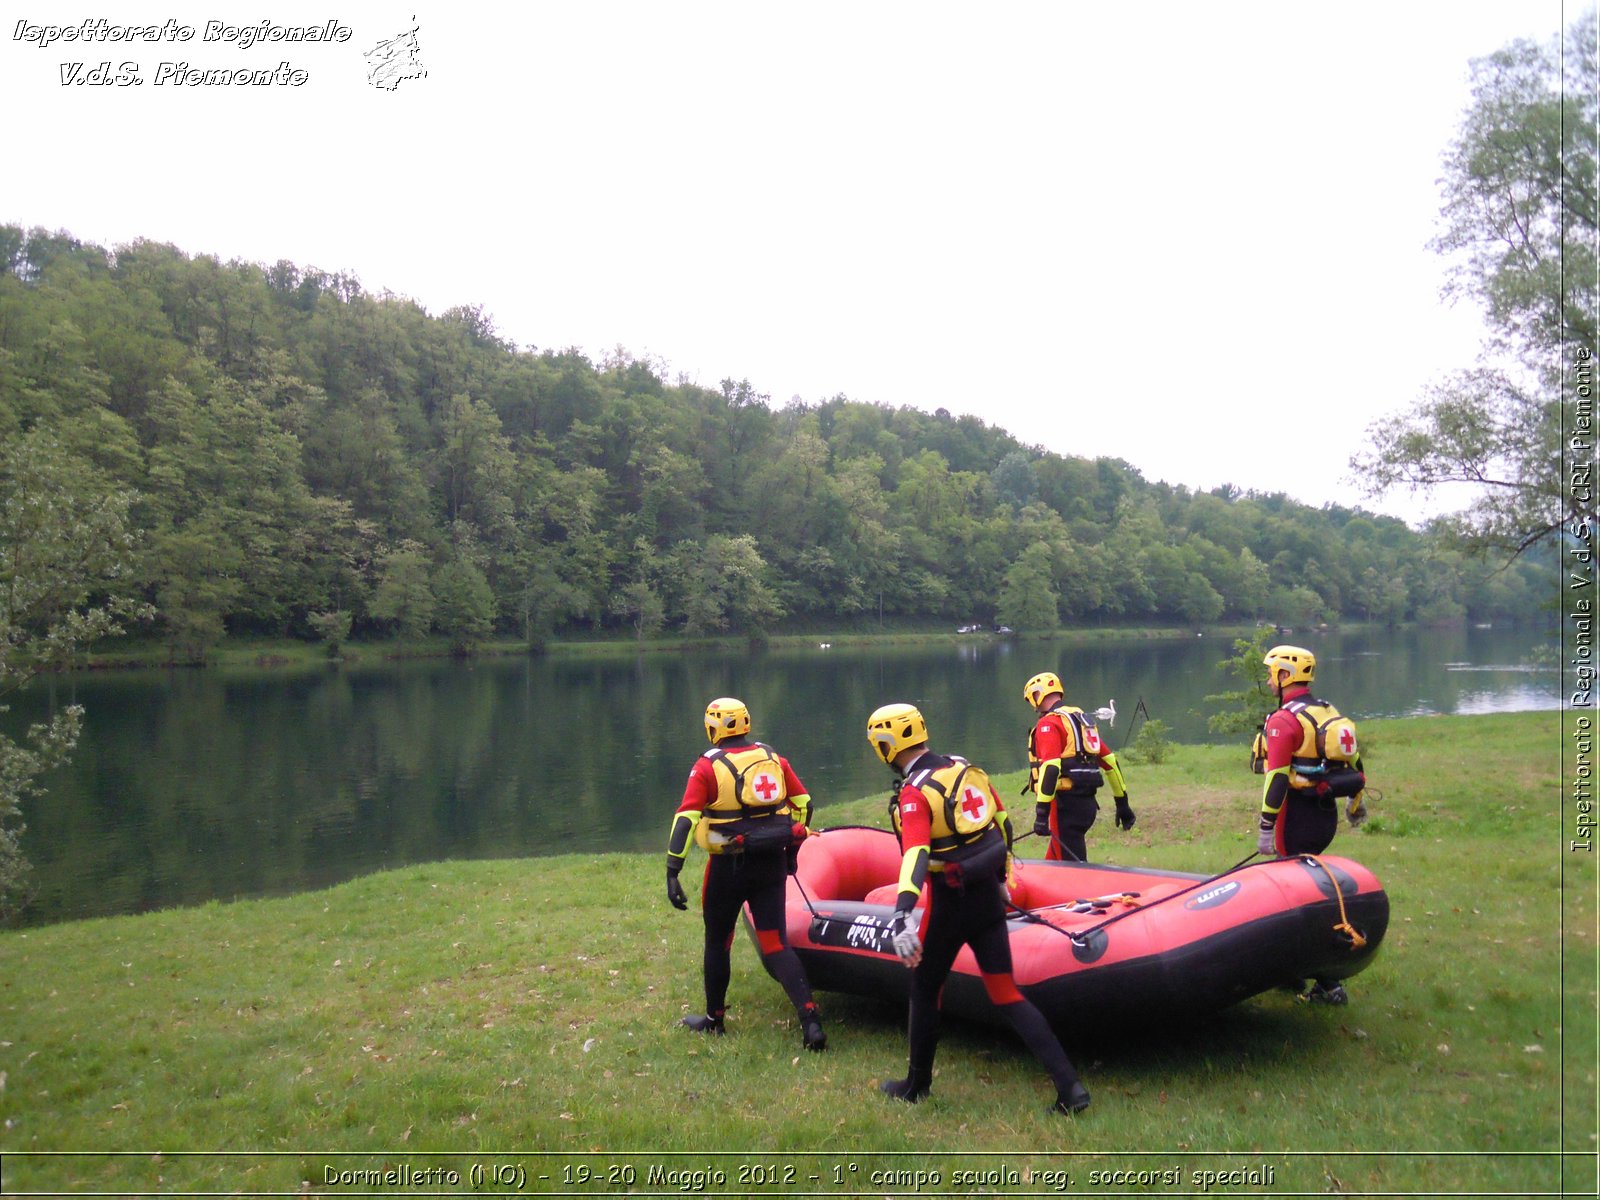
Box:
[1338,727,1355,756]
[960,787,988,822]
[753,773,779,801]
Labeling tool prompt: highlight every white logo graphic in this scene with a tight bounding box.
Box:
[365,15,426,90]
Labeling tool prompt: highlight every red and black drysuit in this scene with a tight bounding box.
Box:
[1027,704,1130,862]
[1257,683,1367,998]
[1258,683,1362,857]
[886,750,1084,1105]
[666,738,819,1029]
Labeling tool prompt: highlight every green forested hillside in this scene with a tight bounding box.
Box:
[0,225,1554,659]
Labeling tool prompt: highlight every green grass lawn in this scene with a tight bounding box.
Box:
[0,711,1591,1197]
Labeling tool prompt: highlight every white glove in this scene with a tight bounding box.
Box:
[887,910,922,968]
[1256,819,1277,857]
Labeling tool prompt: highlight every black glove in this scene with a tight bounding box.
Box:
[1033,802,1052,838]
[1114,795,1135,831]
[666,866,687,910]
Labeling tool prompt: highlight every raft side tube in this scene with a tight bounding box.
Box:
[747,824,1389,1033]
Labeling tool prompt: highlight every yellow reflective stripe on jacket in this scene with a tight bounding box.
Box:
[1261,766,1291,818]
[896,845,929,906]
[1034,758,1063,797]
[1101,751,1128,798]
[667,810,701,865]
[789,792,813,827]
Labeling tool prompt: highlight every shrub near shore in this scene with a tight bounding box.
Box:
[0,711,1588,1197]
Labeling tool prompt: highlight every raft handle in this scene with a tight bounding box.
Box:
[1301,854,1368,950]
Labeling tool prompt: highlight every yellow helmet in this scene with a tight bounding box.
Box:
[1263,645,1316,687]
[866,703,928,765]
[1023,671,1064,708]
[704,697,751,744]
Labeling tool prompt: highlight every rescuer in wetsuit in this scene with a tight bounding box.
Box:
[665,697,826,1050]
[866,702,1090,1114]
[1253,645,1369,1005]
[1022,671,1133,862]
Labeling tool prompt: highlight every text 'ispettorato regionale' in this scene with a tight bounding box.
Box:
[14,18,353,87]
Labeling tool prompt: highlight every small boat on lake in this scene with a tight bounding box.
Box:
[754,825,1389,1030]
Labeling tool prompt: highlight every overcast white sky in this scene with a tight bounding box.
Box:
[3,1,1578,523]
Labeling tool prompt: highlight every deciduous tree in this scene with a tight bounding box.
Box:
[369,541,435,639]
[431,555,496,653]
[1357,14,1596,560]
[0,427,145,917]
[997,542,1060,632]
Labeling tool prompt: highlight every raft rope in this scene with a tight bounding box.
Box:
[1011,826,1086,862]
[1011,825,1088,864]
[1009,853,1283,946]
[1302,854,1368,949]
[792,871,821,920]
[1009,852,1370,951]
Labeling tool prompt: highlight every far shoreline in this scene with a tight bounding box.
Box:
[69,619,1431,673]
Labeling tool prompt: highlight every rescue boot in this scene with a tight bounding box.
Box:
[879,1070,932,1103]
[1052,1081,1091,1115]
[679,1011,725,1035]
[1299,981,1349,1006]
[800,1005,827,1052]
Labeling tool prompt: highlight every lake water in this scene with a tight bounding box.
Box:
[9,624,1558,926]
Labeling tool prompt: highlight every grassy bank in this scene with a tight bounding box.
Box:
[0,712,1590,1197]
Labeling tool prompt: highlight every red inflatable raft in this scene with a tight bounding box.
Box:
[753,826,1389,1030]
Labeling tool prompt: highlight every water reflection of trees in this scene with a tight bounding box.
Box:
[15,626,1558,925]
